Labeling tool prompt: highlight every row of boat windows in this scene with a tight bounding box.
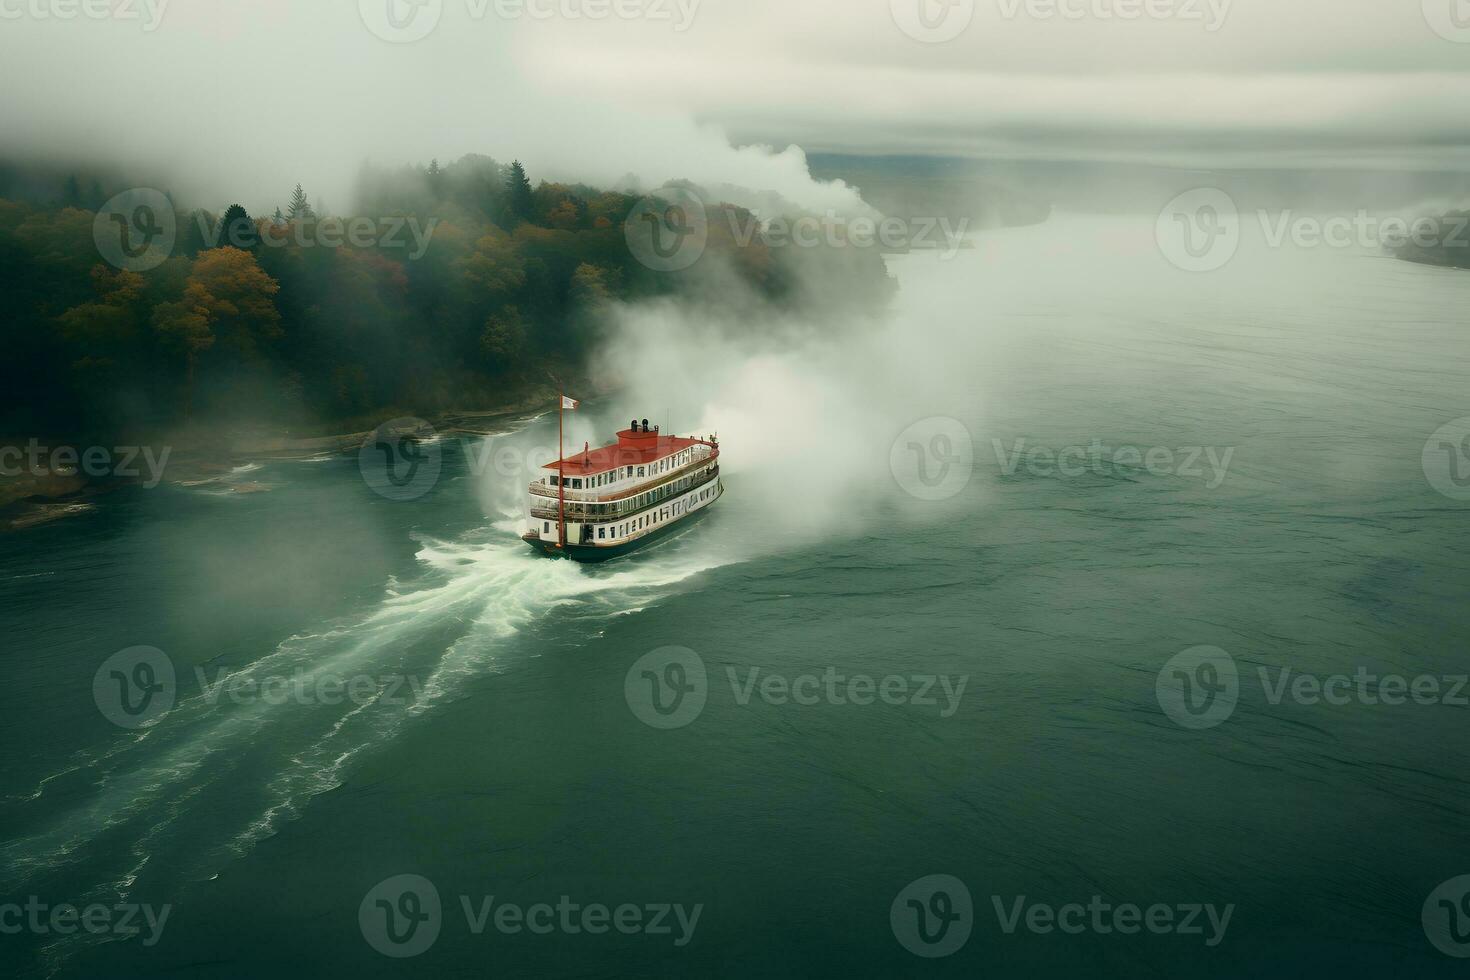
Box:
[539,484,718,543]
[548,449,695,490]
[567,471,710,518]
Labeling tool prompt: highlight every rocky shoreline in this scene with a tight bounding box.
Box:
[0,393,556,533]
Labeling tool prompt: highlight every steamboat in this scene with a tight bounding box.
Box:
[522,398,722,562]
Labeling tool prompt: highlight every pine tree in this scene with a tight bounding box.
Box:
[216,204,256,250]
[505,160,535,224]
[286,183,313,221]
[273,207,285,224]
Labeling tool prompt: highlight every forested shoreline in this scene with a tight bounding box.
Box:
[1395,209,1470,271]
[1,155,895,444]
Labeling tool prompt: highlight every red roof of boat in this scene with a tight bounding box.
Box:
[544,429,713,476]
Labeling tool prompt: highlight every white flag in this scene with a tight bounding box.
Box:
[561,395,579,410]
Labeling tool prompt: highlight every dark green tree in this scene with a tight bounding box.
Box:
[481,305,527,371]
[505,160,535,224]
[286,183,314,221]
[216,204,257,250]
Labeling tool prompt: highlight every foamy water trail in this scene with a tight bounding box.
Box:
[0,517,731,930]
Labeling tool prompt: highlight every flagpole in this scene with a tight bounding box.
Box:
[557,394,566,550]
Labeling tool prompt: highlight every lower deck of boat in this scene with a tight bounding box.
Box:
[522,494,718,563]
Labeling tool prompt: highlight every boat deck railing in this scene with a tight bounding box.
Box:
[530,465,720,523]
[528,445,718,504]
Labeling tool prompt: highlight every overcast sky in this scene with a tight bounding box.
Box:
[1,0,1466,212]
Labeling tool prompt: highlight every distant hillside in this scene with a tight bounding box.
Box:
[1395,209,1470,271]
[808,154,1052,230]
[1,155,895,442]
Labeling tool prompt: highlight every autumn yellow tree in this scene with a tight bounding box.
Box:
[151,247,281,414]
[457,229,527,298]
[569,263,613,309]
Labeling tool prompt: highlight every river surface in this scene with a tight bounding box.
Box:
[2,215,1469,978]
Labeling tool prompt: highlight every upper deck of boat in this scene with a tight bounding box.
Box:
[530,425,719,503]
